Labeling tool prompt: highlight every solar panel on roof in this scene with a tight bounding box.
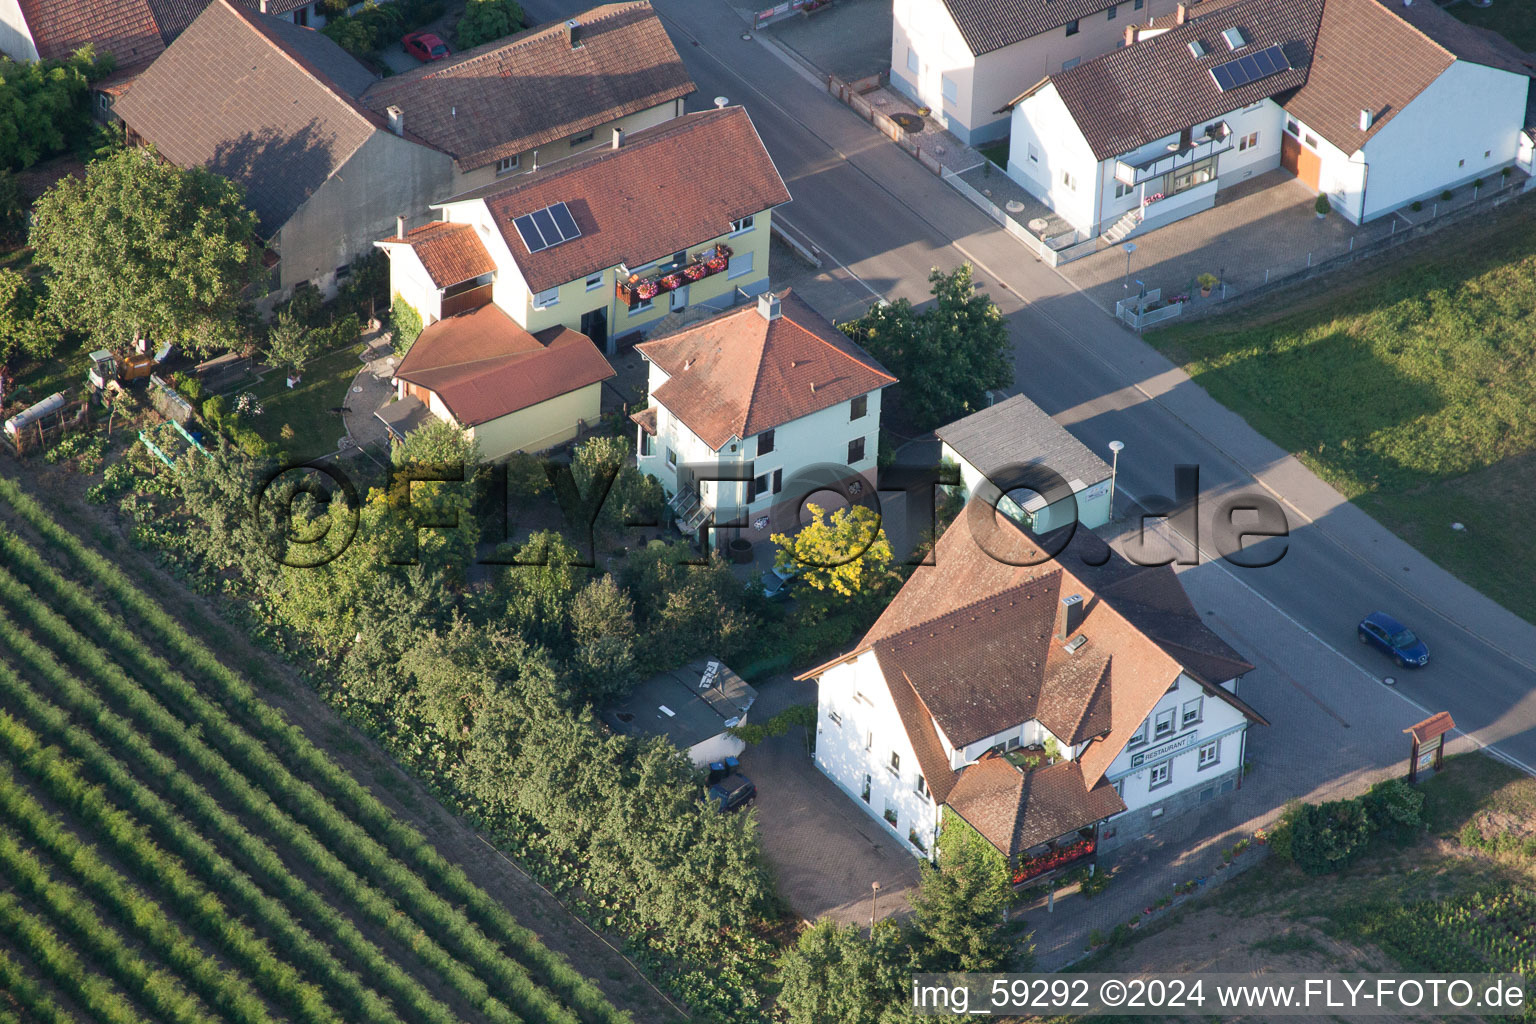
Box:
[513,214,549,253]
[513,201,582,254]
[1209,43,1289,91]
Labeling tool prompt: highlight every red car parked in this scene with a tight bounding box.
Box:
[401,31,450,61]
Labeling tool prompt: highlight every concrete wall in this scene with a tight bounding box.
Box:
[892,0,1180,144]
[448,99,684,194]
[278,129,455,295]
[1354,61,1528,222]
[686,731,747,768]
[814,651,940,858]
[0,0,38,62]
[465,381,603,460]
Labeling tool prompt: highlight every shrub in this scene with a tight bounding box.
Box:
[456,0,523,48]
[1288,799,1372,875]
[1197,272,1219,289]
[1411,201,1423,212]
[201,395,227,430]
[1362,778,1425,841]
[1440,189,1454,201]
[1314,194,1330,216]
[390,295,422,355]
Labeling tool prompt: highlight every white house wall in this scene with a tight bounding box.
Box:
[385,246,442,324]
[686,731,747,768]
[814,651,940,856]
[889,0,975,138]
[1102,673,1248,815]
[1355,61,1527,221]
[0,0,37,62]
[1007,84,1101,232]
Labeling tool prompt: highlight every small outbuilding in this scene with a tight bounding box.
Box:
[936,393,1112,533]
[604,657,758,767]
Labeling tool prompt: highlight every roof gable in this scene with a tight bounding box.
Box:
[458,106,790,294]
[636,289,896,450]
[113,0,384,234]
[380,221,496,289]
[946,756,1126,856]
[361,2,694,172]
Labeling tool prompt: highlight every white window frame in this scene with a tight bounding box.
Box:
[664,446,677,469]
[496,155,519,176]
[1115,180,1134,199]
[941,75,958,104]
[915,774,927,797]
[1238,131,1259,151]
[1028,142,1039,163]
[631,297,653,314]
[1154,708,1176,738]
[533,286,560,308]
[730,215,756,235]
[584,272,603,291]
[1182,697,1203,727]
[727,249,754,280]
[1149,762,1171,789]
[906,47,919,74]
[888,751,900,775]
[1126,721,1147,747]
[1198,740,1220,770]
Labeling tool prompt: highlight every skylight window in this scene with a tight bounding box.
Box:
[512,201,582,254]
[1188,39,1206,58]
[1222,26,1246,50]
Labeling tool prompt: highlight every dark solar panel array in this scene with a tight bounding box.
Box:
[513,201,582,253]
[1209,44,1290,91]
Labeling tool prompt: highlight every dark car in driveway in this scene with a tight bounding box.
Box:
[708,773,756,812]
[1358,611,1429,667]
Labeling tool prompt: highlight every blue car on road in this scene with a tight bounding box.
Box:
[1358,611,1429,668]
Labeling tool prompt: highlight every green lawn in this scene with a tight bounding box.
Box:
[1449,0,1536,51]
[978,140,1010,167]
[244,341,365,464]
[1147,201,1536,623]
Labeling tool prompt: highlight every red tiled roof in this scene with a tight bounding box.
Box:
[636,289,896,450]
[379,221,496,289]
[18,0,165,63]
[941,0,1133,56]
[1405,711,1454,744]
[360,2,694,172]
[854,504,1260,789]
[458,107,790,293]
[947,756,1126,857]
[394,304,614,426]
[630,406,657,435]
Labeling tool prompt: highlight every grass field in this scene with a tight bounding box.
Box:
[244,342,365,464]
[1148,200,1536,622]
[1060,755,1536,1021]
[1450,0,1536,50]
[0,473,630,1024]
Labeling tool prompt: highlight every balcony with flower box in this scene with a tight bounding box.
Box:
[616,243,733,309]
[1010,834,1096,886]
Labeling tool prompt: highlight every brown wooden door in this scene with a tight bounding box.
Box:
[1281,134,1321,189]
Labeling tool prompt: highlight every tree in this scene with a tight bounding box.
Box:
[456,0,523,48]
[569,573,638,704]
[776,919,911,1024]
[910,812,1017,972]
[0,269,52,365]
[841,264,1012,430]
[262,308,325,378]
[772,503,895,608]
[0,49,114,170]
[31,146,262,358]
[570,435,664,545]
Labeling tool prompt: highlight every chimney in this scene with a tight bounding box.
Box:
[611,127,625,149]
[396,214,406,238]
[1123,24,1138,45]
[1359,108,1373,131]
[385,105,404,137]
[1175,2,1188,24]
[531,149,539,171]
[565,19,581,48]
[757,292,781,321]
[259,0,268,12]
[1056,593,1085,641]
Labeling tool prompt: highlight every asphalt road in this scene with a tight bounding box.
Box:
[520,0,1536,771]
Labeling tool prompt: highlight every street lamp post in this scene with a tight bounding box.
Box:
[1122,242,1137,290]
[1108,440,1125,521]
[870,881,881,930]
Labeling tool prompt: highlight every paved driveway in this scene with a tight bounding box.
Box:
[737,674,921,925]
